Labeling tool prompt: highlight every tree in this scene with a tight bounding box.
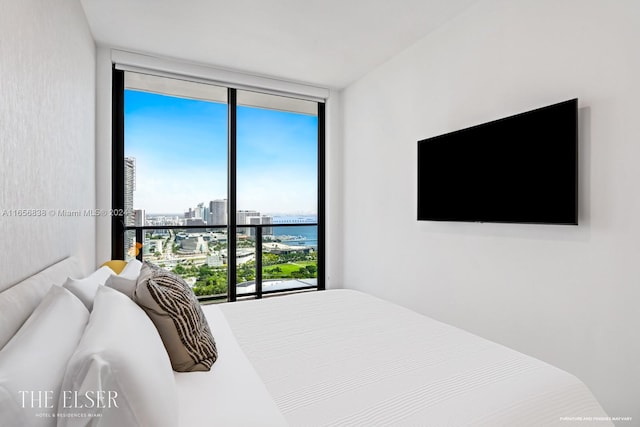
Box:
[305,264,317,277]
[291,268,306,279]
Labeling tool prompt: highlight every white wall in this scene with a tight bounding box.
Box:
[0,0,96,290]
[325,90,344,290]
[342,0,640,419]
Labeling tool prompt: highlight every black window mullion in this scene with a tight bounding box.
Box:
[135,228,143,262]
[227,88,237,302]
[255,226,263,299]
[111,66,125,260]
[317,102,326,291]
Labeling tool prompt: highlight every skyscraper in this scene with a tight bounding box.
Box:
[203,206,210,225]
[237,209,260,224]
[246,215,273,237]
[210,199,227,226]
[247,216,261,237]
[195,202,205,220]
[261,215,273,236]
[124,157,136,257]
[237,210,260,235]
[134,209,146,227]
[124,157,136,226]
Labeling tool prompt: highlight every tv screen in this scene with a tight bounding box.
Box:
[417,99,578,225]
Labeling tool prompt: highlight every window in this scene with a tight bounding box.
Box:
[112,69,325,302]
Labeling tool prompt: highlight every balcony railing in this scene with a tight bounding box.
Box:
[123,223,319,302]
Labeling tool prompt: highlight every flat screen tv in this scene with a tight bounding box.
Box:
[417,99,578,225]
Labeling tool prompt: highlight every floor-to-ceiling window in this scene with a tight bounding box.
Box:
[112,68,325,302]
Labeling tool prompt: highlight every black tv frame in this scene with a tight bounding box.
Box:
[417,99,578,225]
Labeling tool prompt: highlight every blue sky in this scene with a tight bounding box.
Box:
[124,90,318,215]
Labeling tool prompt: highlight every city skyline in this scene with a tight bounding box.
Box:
[124,89,318,215]
[126,187,319,218]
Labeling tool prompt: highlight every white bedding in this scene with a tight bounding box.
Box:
[174,304,286,427]
[204,289,611,427]
[0,259,612,426]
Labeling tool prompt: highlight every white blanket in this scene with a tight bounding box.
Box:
[216,289,611,426]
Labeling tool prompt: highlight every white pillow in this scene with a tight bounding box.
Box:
[0,257,83,351]
[119,259,142,279]
[63,266,114,310]
[104,259,143,298]
[0,286,89,427]
[104,275,136,299]
[57,286,178,427]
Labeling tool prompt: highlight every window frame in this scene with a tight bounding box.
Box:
[111,66,325,302]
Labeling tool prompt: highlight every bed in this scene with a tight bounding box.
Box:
[0,258,612,426]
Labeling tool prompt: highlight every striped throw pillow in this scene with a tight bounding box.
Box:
[134,263,217,372]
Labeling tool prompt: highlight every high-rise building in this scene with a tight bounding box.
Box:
[203,206,210,225]
[134,209,146,227]
[237,210,260,235]
[261,215,273,236]
[240,213,273,237]
[247,216,261,237]
[124,157,136,226]
[209,199,227,226]
[124,157,136,258]
[237,210,260,224]
[195,202,205,220]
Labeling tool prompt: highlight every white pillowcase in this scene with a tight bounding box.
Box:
[0,257,83,351]
[63,266,114,310]
[0,286,89,427]
[119,259,142,279]
[57,286,178,427]
[104,275,136,299]
[105,259,143,298]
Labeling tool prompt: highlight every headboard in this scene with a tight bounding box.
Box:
[0,257,83,349]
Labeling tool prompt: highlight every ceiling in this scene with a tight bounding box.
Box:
[80,0,479,89]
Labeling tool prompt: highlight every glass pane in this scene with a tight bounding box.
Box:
[124,74,228,218]
[236,91,318,296]
[123,72,229,300]
[236,90,318,216]
[236,226,256,295]
[262,225,317,292]
[236,90,318,296]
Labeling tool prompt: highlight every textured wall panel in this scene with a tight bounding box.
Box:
[0,0,96,291]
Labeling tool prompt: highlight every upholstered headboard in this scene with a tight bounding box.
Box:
[0,257,83,349]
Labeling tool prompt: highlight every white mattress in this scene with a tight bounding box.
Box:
[209,289,612,426]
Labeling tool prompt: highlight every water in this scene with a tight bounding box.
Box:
[271,217,318,248]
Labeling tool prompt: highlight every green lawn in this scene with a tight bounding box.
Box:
[263,261,316,277]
